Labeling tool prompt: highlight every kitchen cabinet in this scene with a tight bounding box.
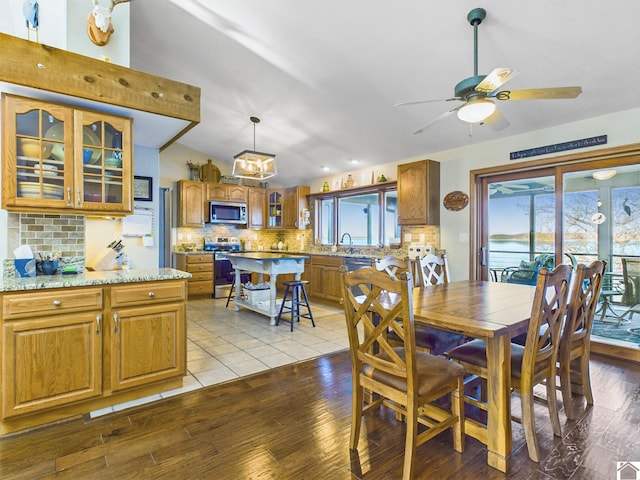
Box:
[309,255,344,303]
[247,187,266,229]
[267,186,310,229]
[177,180,205,227]
[107,281,186,392]
[275,257,311,293]
[1,288,103,418]
[174,253,214,296]
[1,94,133,215]
[208,183,247,202]
[283,186,311,229]
[397,159,440,225]
[267,189,283,228]
[0,278,187,434]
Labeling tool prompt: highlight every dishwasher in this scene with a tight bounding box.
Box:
[343,256,374,296]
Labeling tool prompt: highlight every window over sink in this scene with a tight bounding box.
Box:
[313,183,399,247]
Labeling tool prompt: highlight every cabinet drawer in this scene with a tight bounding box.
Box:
[189,271,213,282]
[110,281,186,307]
[186,254,213,264]
[188,281,214,296]
[185,262,213,273]
[2,288,103,319]
[311,255,344,267]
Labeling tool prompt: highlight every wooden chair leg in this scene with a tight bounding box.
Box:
[580,355,594,406]
[546,374,562,437]
[559,359,575,420]
[402,400,418,480]
[520,390,540,462]
[350,379,363,449]
[452,376,465,453]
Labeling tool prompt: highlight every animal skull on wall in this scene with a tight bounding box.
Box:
[87,0,131,46]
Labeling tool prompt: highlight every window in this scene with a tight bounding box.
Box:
[313,183,399,247]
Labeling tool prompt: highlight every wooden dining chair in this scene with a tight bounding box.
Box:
[339,266,465,480]
[447,264,572,462]
[558,260,605,420]
[412,253,466,355]
[374,255,413,281]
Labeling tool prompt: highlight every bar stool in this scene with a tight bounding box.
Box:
[277,280,315,331]
[226,271,253,308]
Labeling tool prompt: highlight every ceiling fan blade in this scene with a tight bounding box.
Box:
[507,183,530,189]
[412,105,463,135]
[481,108,510,131]
[493,86,583,101]
[475,68,518,94]
[394,97,460,107]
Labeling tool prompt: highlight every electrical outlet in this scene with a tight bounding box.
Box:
[404,233,412,242]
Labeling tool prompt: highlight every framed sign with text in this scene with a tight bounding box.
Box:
[133,176,153,201]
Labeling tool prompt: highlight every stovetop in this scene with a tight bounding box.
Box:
[204,236,241,252]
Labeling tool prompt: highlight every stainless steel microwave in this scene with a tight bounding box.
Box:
[209,201,247,225]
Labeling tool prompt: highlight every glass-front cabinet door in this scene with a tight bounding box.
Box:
[2,94,132,214]
[74,110,131,212]
[267,189,283,228]
[2,95,74,209]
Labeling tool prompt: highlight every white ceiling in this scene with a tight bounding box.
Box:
[130,1,640,187]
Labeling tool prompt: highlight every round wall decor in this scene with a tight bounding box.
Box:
[443,191,469,211]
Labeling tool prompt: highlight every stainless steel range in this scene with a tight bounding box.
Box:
[204,236,242,298]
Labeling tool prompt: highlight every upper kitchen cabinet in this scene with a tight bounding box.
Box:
[397,159,440,225]
[177,180,205,227]
[267,186,310,229]
[208,183,247,203]
[247,187,265,229]
[283,186,311,229]
[1,94,132,215]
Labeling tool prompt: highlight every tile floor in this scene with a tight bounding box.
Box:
[92,295,348,417]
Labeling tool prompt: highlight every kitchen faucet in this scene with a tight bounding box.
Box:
[340,232,353,253]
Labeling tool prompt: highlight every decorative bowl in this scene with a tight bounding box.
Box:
[19,138,52,158]
[105,155,122,168]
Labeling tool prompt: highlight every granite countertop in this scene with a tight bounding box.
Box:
[0,268,191,293]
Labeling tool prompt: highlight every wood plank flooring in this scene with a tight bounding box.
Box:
[0,350,638,479]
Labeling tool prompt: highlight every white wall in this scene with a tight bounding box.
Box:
[86,145,160,269]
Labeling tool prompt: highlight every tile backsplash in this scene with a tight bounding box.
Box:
[3,213,85,279]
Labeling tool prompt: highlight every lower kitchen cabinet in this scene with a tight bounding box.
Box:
[309,255,344,303]
[174,253,214,296]
[0,279,187,434]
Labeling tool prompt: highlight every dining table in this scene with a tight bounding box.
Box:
[411,280,536,473]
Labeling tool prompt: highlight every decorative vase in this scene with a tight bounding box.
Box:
[188,165,199,181]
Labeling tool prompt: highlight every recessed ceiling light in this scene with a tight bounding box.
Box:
[350,159,360,164]
[321,166,330,171]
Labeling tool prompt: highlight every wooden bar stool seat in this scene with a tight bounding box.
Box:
[226,271,253,308]
[277,280,315,331]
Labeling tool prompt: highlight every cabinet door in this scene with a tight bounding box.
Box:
[322,266,343,302]
[109,302,186,391]
[74,109,132,213]
[227,185,248,202]
[397,159,440,225]
[2,95,74,210]
[247,187,265,229]
[267,189,283,228]
[207,184,228,201]
[178,180,205,227]
[2,313,102,418]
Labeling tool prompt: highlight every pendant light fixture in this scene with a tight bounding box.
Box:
[232,116,277,180]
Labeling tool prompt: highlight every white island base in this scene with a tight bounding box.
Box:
[227,252,309,325]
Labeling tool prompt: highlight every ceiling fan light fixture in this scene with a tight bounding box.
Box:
[592,169,617,181]
[457,98,496,123]
[233,116,277,180]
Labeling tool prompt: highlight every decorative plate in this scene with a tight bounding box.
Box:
[443,191,469,211]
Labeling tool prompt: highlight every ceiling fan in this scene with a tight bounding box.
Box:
[396,7,583,134]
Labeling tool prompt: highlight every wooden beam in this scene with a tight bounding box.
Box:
[0,33,200,125]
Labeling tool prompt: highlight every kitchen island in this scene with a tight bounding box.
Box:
[227,252,309,325]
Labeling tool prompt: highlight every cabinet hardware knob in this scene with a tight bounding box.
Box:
[66,187,72,206]
[113,313,119,332]
[76,188,81,206]
[148,291,155,297]
[53,300,61,306]
[96,314,102,335]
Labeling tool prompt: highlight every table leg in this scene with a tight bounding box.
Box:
[485,335,512,473]
[269,273,278,326]
[233,269,241,312]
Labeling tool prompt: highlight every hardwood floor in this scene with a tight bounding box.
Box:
[0,350,638,479]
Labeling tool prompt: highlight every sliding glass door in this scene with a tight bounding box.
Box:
[474,150,640,360]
